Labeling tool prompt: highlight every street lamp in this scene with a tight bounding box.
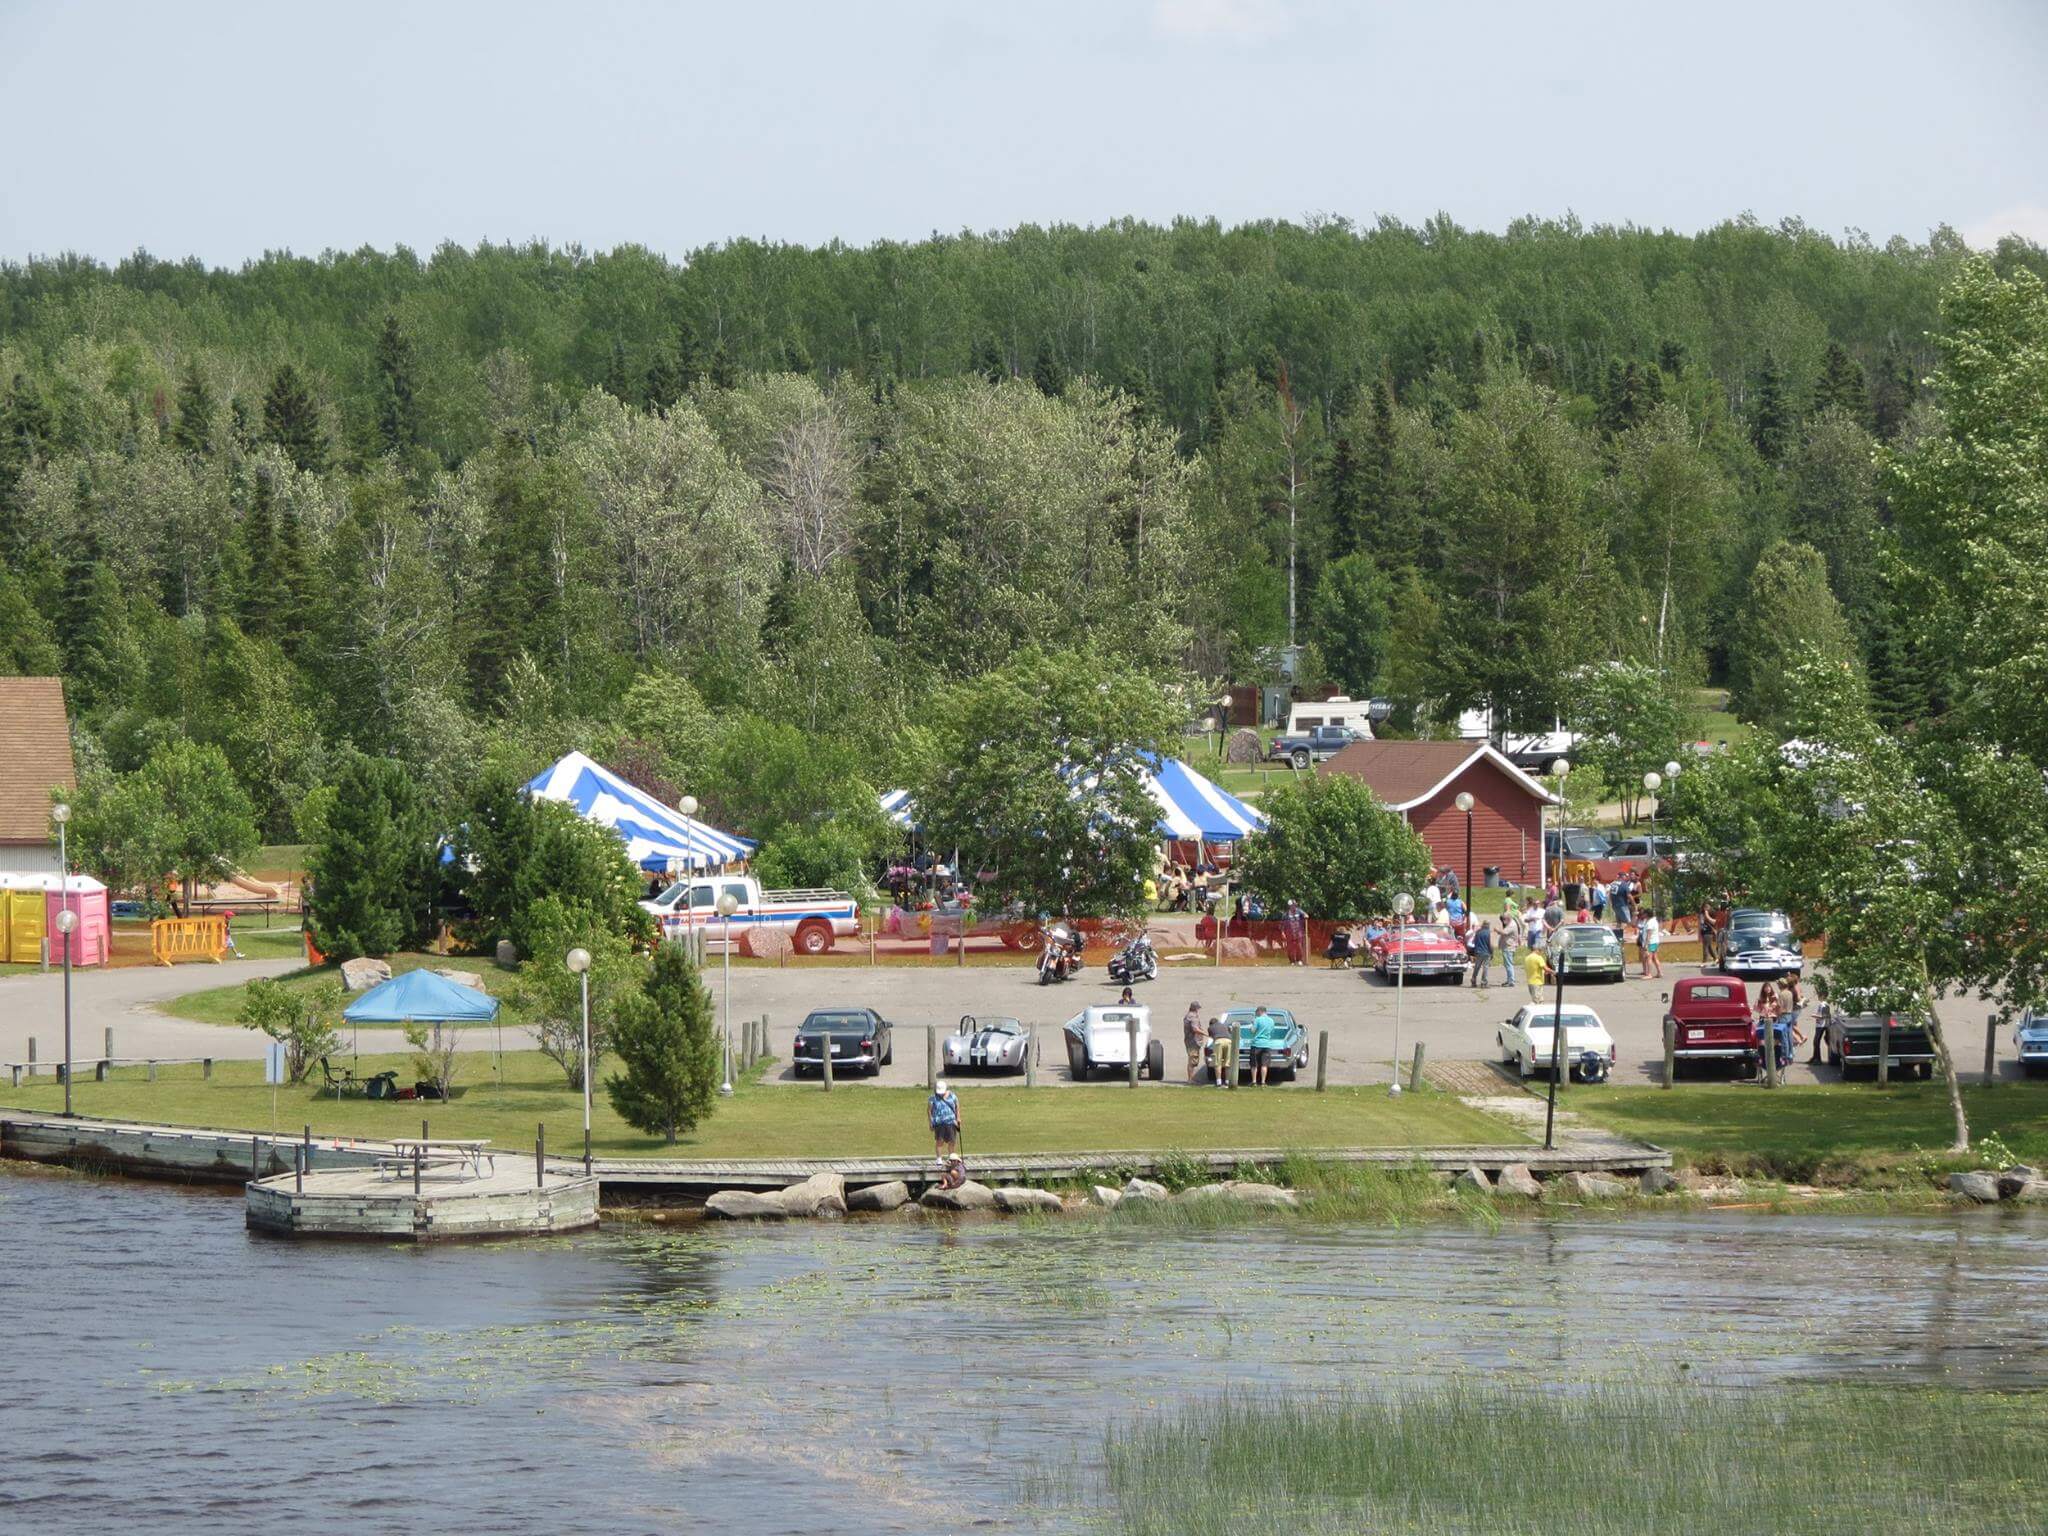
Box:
[1454,790,1475,897]
[52,802,73,1116]
[566,946,592,1174]
[677,797,701,964]
[1546,759,1569,900]
[1543,902,1568,1149]
[1642,769,1663,869]
[1390,891,1414,1097]
[717,891,740,1096]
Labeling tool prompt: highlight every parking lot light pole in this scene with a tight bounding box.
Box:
[718,892,739,1096]
[1390,892,1414,1097]
[1454,791,1475,896]
[1544,905,1567,1150]
[567,946,592,1173]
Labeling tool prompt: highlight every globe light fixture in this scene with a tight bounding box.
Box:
[50,802,71,825]
[678,795,698,818]
[54,908,78,935]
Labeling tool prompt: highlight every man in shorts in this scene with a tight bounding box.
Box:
[928,1080,960,1160]
[1183,1002,1207,1083]
[1521,944,1551,1002]
[1249,1005,1276,1085]
[1208,1016,1236,1089]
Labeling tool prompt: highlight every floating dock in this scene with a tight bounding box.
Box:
[246,1161,599,1241]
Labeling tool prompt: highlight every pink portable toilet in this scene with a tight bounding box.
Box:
[45,874,110,967]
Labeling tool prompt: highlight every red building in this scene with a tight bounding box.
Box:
[1319,740,1559,891]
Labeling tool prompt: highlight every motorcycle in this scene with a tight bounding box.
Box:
[1107,934,1157,986]
[1037,923,1083,985]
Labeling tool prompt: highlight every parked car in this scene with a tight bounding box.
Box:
[2015,1010,2048,1077]
[643,873,859,955]
[1607,834,1685,873]
[1064,1004,1164,1081]
[1497,1002,1617,1081]
[1719,909,1805,980]
[1369,922,1468,983]
[1818,991,1937,1079]
[1220,1006,1309,1082]
[1544,826,1617,864]
[1553,923,1626,982]
[1266,723,1364,769]
[792,1008,893,1077]
[1662,977,1758,1077]
[942,1015,1032,1073]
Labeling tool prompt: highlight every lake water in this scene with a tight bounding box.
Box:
[3,1168,2045,1534]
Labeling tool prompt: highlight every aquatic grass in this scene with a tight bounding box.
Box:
[1089,1382,2048,1536]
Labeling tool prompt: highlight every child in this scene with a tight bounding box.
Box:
[1521,944,1550,1002]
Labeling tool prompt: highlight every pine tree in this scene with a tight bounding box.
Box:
[0,566,60,676]
[272,482,314,656]
[708,338,736,390]
[605,939,720,1142]
[237,464,280,638]
[676,323,705,391]
[972,338,1006,383]
[171,362,214,456]
[307,751,438,959]
[1359,377,1403,566]
[643,351,682,412]
[1324,433,1363,555]
[1871,341,1916,440]
[1812,341,1869,423]
[1030,347,1066,396]
[602,338,631,402]
[1597,359,1629,435]
[1658,339,1687,378]
[781,336,814,373]
[0,372,52,559]
[1749,350,1791,462]
[372,314,419,455]
[262,363,327,473]
[465,431,556,705]
[1864,610,1927,731]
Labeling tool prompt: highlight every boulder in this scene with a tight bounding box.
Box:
[2007,1180,2048,1204]
[1121,1177,1170,1202]
[741,925,794,960]
[921,1180,996,1212]
[1181,1179,1301,1208]
[993,1186,1065,1213]
[1640,1168,1681,1196]
[1090,1184,1123,1209]
[1995,1169,2040,1200]
[1558,1172,1630,1200]
[775,1170,847,1217]
[1219,938,1260,962]
[703,1190,790,1221]
[1494,1163,1542,1199]
[339,957,392,993]
[1451,1166,1492,1195]
[1223,727,1262,765]
[434,968,487,990]
[846,1180,910,1213]
[1949,1171,2002,1203]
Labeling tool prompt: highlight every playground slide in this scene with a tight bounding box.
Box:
[227,873,282,898]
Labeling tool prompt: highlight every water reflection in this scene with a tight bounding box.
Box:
[3,1167,2045,1535]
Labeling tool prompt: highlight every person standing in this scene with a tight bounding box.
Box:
[1496,906,1521,986]
[1590,880,1607,923]
[1445,890,1467,937]
[1209,1015,1236,1089]
[928,1080,960,1161]
[1521,943,1551,1002]
[1641,911,1663,979]
[1281,899,1307,966]
[1469,915,1494,989]
[1249,1004,1276,1085]
[1183,1002,1207,1083]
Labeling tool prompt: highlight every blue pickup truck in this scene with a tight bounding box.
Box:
[1265,725,1363,770]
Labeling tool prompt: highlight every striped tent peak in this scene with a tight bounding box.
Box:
[526,751,754,871]
[876,756,1265,845]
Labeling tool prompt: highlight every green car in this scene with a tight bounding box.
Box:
[1554,924,1626,983]
[1221,1006,1309,1082]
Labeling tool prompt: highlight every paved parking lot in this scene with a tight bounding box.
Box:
[717,960,2023,1089]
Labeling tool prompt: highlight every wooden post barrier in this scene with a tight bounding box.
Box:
[925,1026,936,1089]
[822,1034,834,1092]
[105,1027,114,1062]
[146,1060,157,1083]
[1408,1041,1427,1093]
[203,1057,213,1080]
[1026,1037,1037,1088]
[1986,1013,1998,1086]
[1878,1018,1892,1086]
[94,1060,108,1082]
[25,1037,35,1078]
[1315,1030,1328,1091]
[537,1123,545,1189]
[303,1124,312,1177]
[1662,1018,1676,1089]
[1127,1017,1140,1089]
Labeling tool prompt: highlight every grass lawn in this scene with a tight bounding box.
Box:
[164,953,512,1025]
[0,1050,1520,1160]
[1572,1082,2048,1179]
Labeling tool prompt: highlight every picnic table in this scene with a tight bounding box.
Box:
[376,1138,496,1181]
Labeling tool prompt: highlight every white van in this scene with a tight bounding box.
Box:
[1284,696,1377,738]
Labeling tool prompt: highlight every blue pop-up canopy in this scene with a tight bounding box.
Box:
[343,968,501,1023]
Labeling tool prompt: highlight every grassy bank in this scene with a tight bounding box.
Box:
[0,1051,1516,1160]
[1080,1382,2044,1536]
[1573,1082,2048,1182]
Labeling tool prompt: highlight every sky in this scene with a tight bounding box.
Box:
[2,0,2045,267]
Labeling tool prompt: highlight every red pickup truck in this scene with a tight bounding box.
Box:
[1662,977,1757,1078]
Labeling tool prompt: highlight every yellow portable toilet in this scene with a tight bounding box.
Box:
[4,876,48,964]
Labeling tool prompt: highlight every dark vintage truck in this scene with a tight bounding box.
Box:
[1266,724,1363,769]
[1819,992,1938,1079]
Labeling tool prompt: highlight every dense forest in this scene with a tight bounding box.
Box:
[3,213,2044,883]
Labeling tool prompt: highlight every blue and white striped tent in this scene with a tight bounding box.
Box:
[878,757,1266,844]
[526,751,755,873]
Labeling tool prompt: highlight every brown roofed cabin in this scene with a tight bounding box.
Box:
[1319,739,1558,891]
[0,677,77,874]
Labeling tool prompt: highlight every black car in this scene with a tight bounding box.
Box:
[793,1008,894,1077]
[1819,991,1937,1079]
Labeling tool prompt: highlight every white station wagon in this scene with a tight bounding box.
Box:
[1498,1003,1617,1082]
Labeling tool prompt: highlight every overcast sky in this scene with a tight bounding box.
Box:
[3,0,2044,267]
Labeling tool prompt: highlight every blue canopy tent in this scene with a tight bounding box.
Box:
[526,751,755,874]
[876,757,1266,847]
[342,967,503,1082]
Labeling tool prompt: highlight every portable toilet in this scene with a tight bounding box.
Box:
[46,874,110,966]
[2,875,47,964]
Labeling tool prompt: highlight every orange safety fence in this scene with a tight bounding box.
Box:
[151,914,228,966]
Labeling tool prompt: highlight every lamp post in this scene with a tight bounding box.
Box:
[1547,758,1570,900]
[677,797,701,965]
[1454,790,1475,897]
[717,891,739,1096]
[566,946,592,1174]
[1390,891,1414,1098]
[52,803,73,1116]
[1543,903,1567,1149]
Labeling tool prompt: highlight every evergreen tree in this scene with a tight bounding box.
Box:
[1871,340,1917,440]
[708,338,736,390]
[272,482,314,655]
[227,394,254,452]
[1597,359,1630,436]
[781,336,814,373]
[0,372,52,559]
[464,432,557,705]
[262,362,327,473]
[307,750,439,959]
[1323,432,1363,554]
[1358,377,1404,567]
[1726,539,1862,730]
[973,338,1006,383]
[1749,350,1791,462]
[676,323,706,391]
[372,313,419,455]
[236,464,281,639]
[1030,347,1066,396]
[0,566,61,676]
[1658,339,1687,378]
[643,350,682,412]
[602,337,631,402]
[1864,605,1929,731]
[605,939,721,1142]
[1812,341,1869,423]
[171,362,214,456]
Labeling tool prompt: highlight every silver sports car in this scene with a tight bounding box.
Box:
[943,1015,1033,1073]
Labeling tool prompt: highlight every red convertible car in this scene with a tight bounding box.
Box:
[1370,922,1468,984]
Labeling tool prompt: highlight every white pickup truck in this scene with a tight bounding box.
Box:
[641,874,860,955]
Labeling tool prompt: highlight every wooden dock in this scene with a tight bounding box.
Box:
[247,1161,599,1241]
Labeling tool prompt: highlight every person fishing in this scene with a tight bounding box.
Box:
[928,1079,960,1163]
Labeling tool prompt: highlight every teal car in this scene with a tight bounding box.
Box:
[1221,1006,1309,1083]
